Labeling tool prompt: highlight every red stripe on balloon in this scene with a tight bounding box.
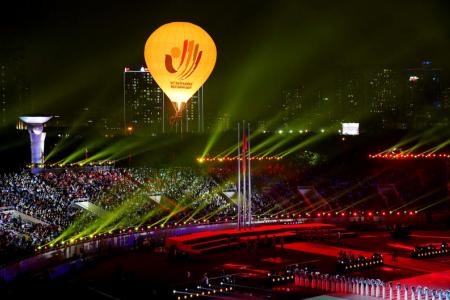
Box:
[177,40,188,69]
[178,40,194,78]
[165,55,177,73]
[183,50,202,80]
[180,43,199,79]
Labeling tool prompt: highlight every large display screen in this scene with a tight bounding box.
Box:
[342,123,359,135]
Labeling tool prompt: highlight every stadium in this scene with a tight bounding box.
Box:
[1,1,450,299]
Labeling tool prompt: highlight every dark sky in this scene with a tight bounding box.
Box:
[2,0,450,122]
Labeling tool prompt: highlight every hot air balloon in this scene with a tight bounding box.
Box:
[144,22,217,118]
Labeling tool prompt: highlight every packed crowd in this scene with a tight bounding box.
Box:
[0,162,447,265]
[0,167,234,263]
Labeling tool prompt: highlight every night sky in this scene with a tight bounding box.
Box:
[2,0,450,122]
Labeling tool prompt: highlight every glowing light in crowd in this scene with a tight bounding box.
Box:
[144,22,217,113]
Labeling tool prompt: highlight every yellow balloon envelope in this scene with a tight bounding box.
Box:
[144,22,217,112]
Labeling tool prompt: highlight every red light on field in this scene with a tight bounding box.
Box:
[317,213,321,217]
[341,212,345,217]
[327,212,331,217]
[409,211,413,215]
[353,212,357,216]
[368,212,373,216]
[396,212,401,216]
[382,212,386,216]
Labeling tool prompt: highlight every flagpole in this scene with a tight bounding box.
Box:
[242,121,247,228]
[247,122,252,228]
[237,122,241,230]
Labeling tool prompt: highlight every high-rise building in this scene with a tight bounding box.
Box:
[216,111,230,132]
[404,60,443,128]
[335,69,364,122]
[440,87,450,127]
[123,66,205,135]
[204,111,230,133]
[406,60,442,108]
[0,47,31,127]
[123,67,164,135]
[442,87,450,111]
[181,87,204,133]
[366,68,400,129]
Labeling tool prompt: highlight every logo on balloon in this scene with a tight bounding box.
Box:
[144,22,216,112]
[165,40,203,81]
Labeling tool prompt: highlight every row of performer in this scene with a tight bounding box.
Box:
[292,271,450,300]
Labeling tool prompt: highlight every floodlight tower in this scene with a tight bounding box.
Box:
[19,116,52,167]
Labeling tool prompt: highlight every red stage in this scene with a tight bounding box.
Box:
[165,223,337,255]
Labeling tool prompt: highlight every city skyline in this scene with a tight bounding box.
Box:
[1,0,450,131]
[2,60,450,134]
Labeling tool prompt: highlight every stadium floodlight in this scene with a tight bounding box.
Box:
[19,116,52,167]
